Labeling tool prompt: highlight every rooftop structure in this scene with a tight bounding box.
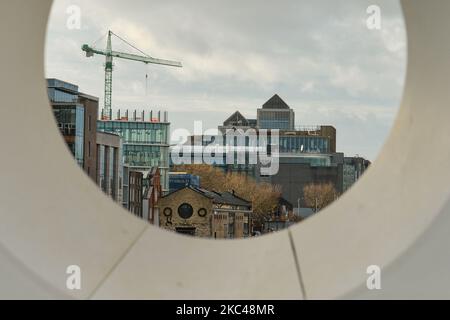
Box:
[257,94,295,130]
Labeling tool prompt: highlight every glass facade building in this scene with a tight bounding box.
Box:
[97,120,170,192]
[48,78,125,204]
[257,94,295,130]
[49,78,85,168]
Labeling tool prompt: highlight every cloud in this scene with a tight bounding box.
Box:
[46,0,406,161]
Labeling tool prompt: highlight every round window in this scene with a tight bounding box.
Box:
[163,207,172,217]
[198,208,207,217]
[178,203,193,219]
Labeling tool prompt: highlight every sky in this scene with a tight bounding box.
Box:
[45,0,407,161]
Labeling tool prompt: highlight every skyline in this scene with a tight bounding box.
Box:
[45,0,407,161]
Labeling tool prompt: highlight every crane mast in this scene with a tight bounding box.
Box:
[82,30,182,120]
[104,31,113,119]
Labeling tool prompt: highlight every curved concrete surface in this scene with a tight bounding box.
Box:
[0,0,449,299]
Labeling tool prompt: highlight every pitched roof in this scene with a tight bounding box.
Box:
[262,94,290,109]
[162,186,251,207]
[209,190,251,207]
[223,111,250,126]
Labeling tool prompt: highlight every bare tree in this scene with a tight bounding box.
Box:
[303,182,339,213]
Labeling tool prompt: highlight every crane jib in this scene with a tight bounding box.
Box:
[81,31,182,120]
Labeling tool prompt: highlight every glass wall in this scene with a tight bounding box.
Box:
[259,120,290,130]
[194,133,330,154]
[123,145,166,167]
[48,88,78,103]
[279,136,329,154]
[74,106,84,167]
[280,155,332,167]
[47,78,78,92]
[98,145,105,192]
[258,110,293,130]
[98,120,170,192]
[53,105,84,167]
[97,121,168,145]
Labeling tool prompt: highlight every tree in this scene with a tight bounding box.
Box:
[303,182,339,213]
[172,164,226,190]
[172,164,281,226]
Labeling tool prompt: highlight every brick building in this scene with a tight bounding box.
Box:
[143,167,162,225]
[157,186,252,238]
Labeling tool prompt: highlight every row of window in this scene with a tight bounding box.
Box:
[48,88,78,103]
[123,145,167,167]
[259,120,291,130]
[258,111,292,121]
[279,136,329,153]
[97,121,169,144]
[47,79,78,93]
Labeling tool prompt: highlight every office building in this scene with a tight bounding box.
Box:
[264,152,345,207]
[48,79,98,181]
[97,109,170,193]
[174,93,369,214]
[48,78,124,204]
[257,94,295,130]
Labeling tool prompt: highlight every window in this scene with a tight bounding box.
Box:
[178,203,193,219]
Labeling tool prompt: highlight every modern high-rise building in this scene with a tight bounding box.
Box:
[171,93,369,216]
[184,94,367,212]
[47,78,98,181]
[264,152,345,206]
[48,78,123,204]
[97,110,171,193]
[257,94,295,130]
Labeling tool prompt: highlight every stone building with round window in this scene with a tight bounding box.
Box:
[157,186,252,238]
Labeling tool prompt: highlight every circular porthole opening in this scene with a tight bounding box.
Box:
[45,0,406,239]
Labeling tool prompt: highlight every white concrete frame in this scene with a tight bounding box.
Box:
[1,0,450,299]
